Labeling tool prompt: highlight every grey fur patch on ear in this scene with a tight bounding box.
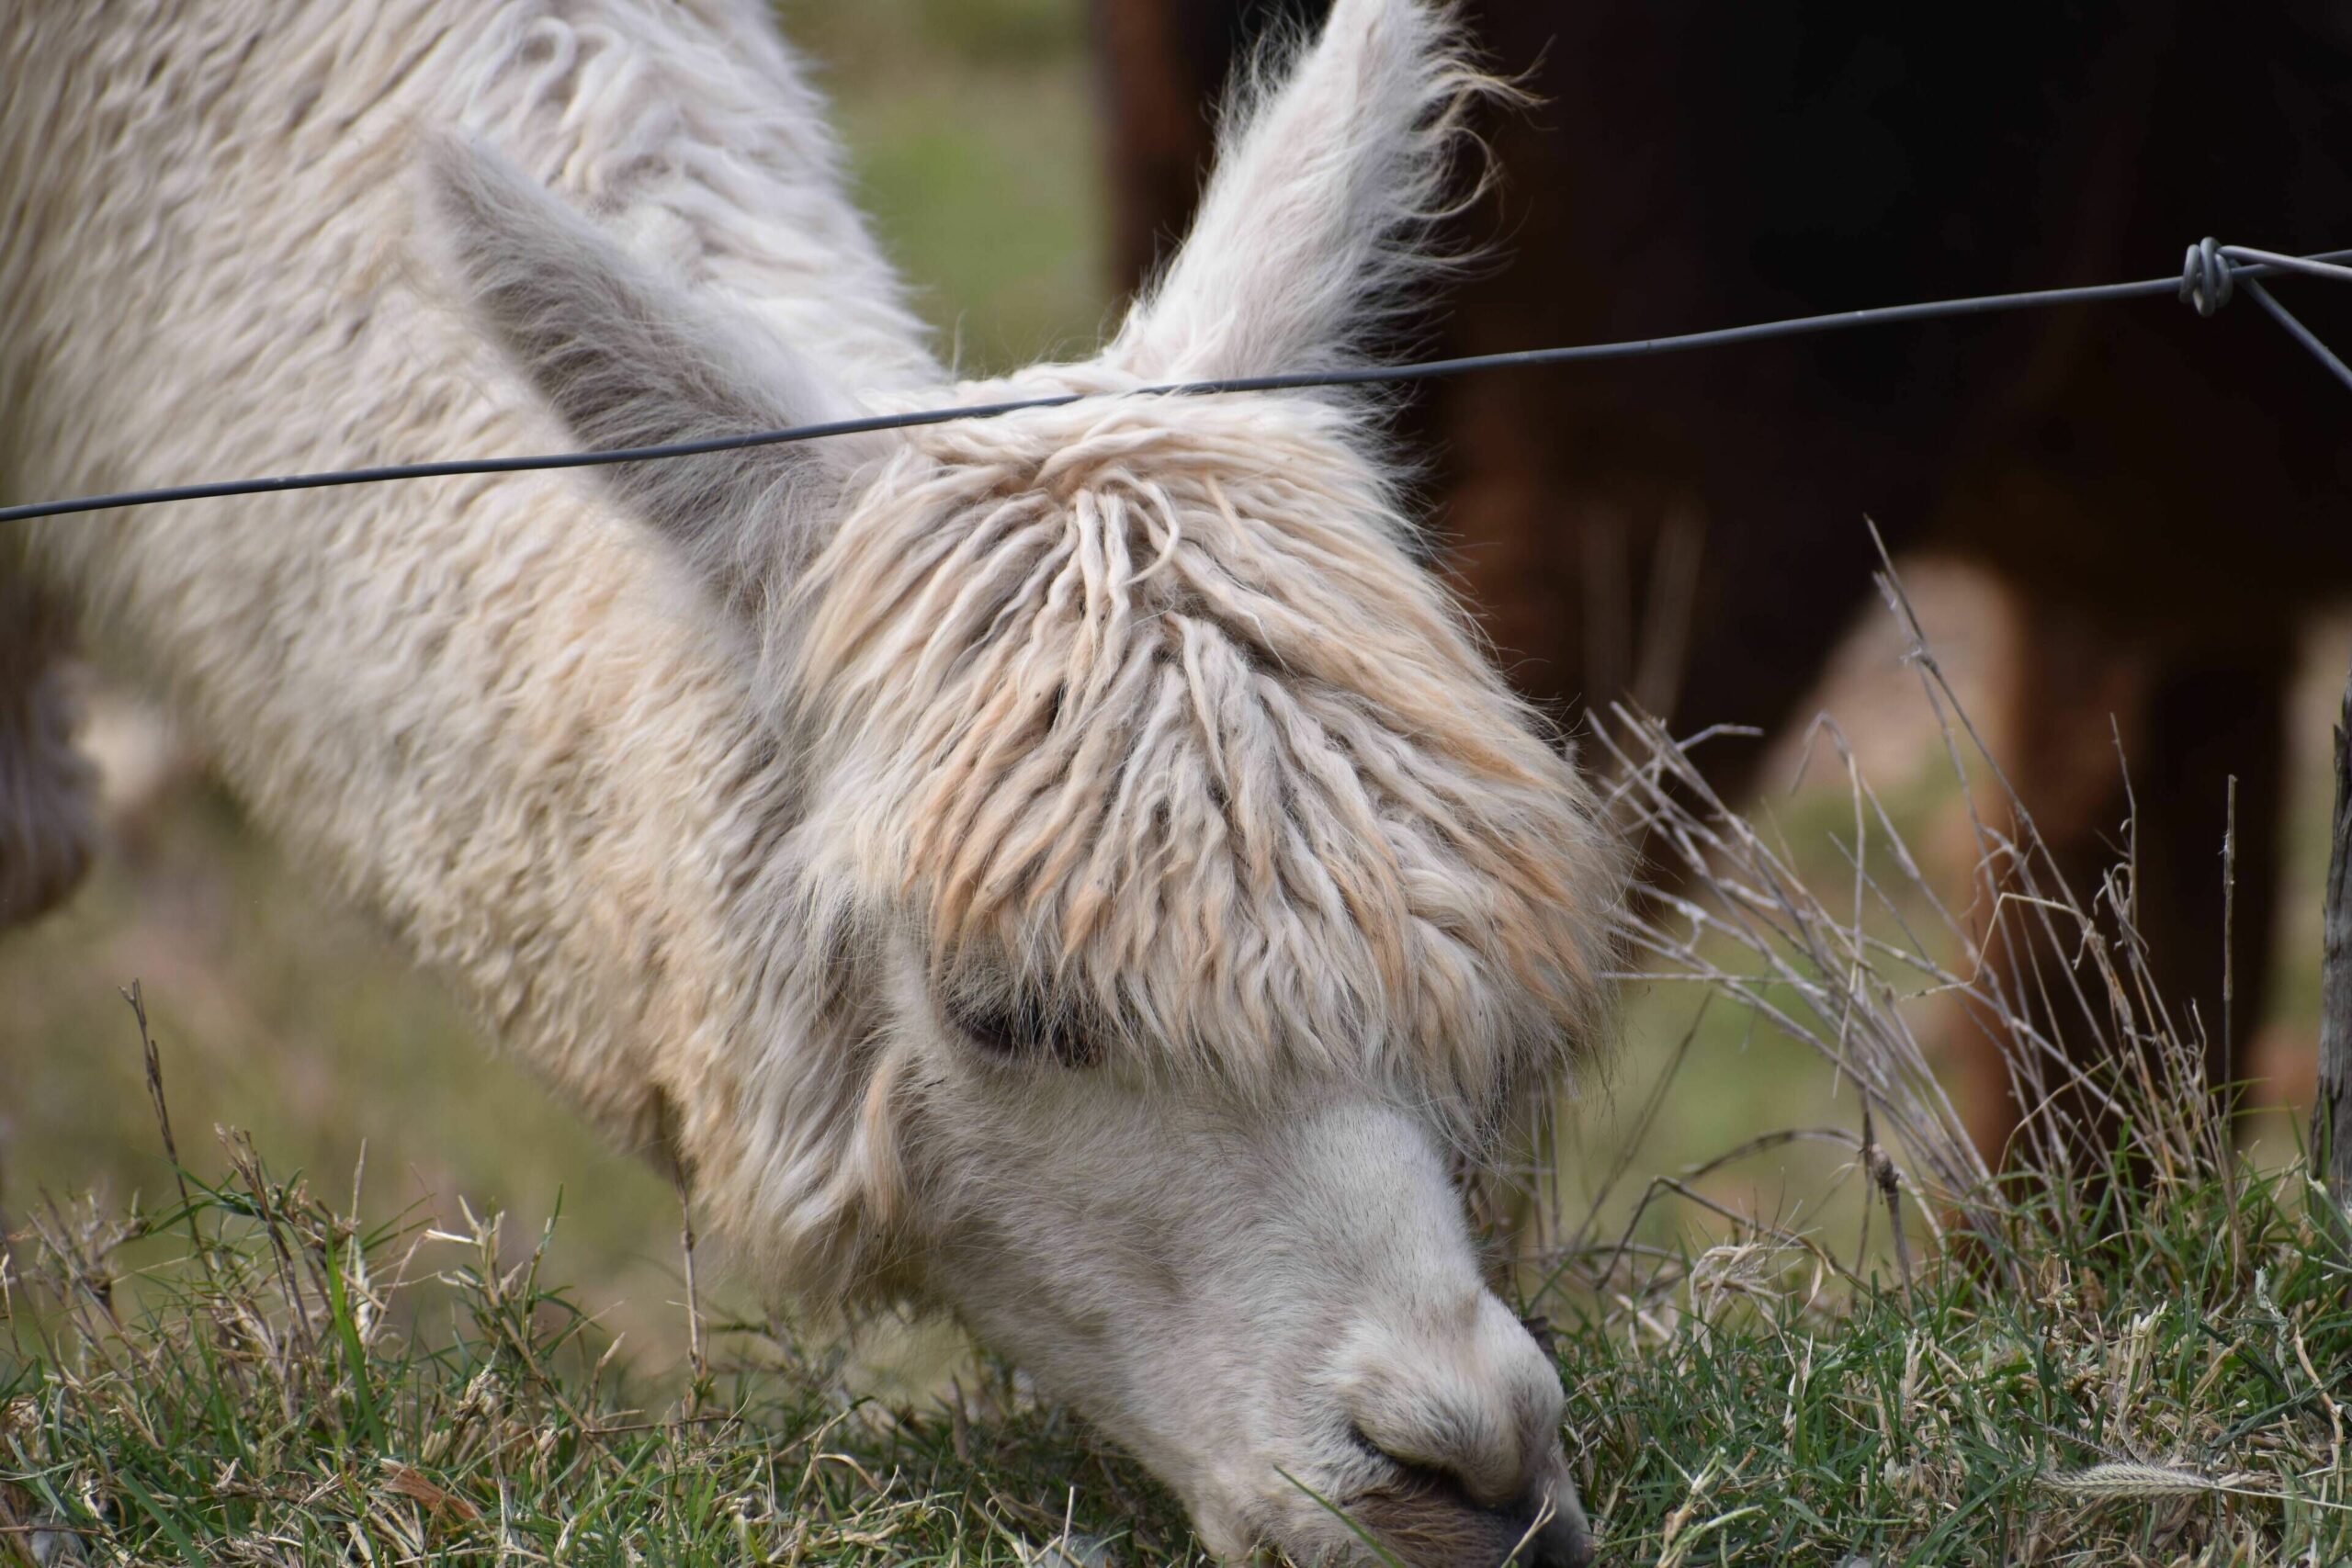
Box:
[423,134,879,605]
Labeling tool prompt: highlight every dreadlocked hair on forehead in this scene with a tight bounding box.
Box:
[780,373,1623,1127]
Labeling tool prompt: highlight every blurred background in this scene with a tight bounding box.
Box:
[2,0,2338,1361]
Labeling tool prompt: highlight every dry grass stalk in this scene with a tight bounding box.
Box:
[1555,544,2251,1292]
[2316,657,2352,1202]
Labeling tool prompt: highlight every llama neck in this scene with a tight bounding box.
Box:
[0,0,919,1191]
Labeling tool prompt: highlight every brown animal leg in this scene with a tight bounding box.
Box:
[0,572,97,929]
[1966,600,2285,1170]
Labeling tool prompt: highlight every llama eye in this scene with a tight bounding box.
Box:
[953,1004,1024,1058]
[947,993,1096,1068]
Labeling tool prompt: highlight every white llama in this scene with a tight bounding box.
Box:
[0,2,1620,1562]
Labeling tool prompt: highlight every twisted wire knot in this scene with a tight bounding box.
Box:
[2180,236,2234,316]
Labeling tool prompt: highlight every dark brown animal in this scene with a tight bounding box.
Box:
[1091,0,2352,1160]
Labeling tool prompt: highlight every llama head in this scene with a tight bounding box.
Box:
[429,2,1617,1562]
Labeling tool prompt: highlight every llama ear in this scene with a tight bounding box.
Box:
[1107,0,1486,381]
[424,136,876,606]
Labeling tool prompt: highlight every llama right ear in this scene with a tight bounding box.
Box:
[424,136,878,606]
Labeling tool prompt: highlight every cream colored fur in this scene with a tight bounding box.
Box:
[0,3,1620,1562]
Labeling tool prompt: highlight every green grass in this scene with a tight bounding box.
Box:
[6,1111,2346,1563]
[1,1142,1203,1565]
[1560,1172,2352,1565]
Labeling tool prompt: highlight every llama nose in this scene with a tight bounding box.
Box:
[1340,1292,1566,1504]
[1335,1294,1594,1567]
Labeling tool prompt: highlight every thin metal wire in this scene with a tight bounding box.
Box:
[2242,279,2352,393]
[2218,245,2352,287]
[3,243,2348,528]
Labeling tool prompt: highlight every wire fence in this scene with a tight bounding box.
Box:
[2,240,2348,528]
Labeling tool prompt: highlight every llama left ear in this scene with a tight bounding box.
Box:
[1107,0,1486,382]
[424,136,881,608]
